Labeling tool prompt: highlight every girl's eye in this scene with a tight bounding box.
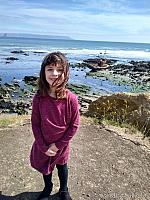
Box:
[46,68,63,72]
[58,69,63,72]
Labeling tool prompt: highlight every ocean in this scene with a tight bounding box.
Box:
[0,37,150,94]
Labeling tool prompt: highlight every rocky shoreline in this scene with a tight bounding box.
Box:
[0,53,150,115]
[0,75,94,114]
[83,58,150,91]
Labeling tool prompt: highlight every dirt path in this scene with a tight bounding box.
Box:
[0,123,150,200]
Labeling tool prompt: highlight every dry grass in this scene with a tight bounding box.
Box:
[0,114,30,128]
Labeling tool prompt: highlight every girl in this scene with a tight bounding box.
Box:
[30,52,80,200]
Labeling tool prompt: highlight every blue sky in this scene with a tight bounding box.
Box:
[0,0,150,43]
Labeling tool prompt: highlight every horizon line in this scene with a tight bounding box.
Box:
[0,32,150,45]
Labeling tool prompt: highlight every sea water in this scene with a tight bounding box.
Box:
[0,37,150,94]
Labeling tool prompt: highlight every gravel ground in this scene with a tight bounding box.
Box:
[0,122,150,200]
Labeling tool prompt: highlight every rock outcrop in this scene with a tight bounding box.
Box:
[87,92,150,136]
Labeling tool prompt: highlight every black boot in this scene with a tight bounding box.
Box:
[59,188,72,200]
[36,173,53,200]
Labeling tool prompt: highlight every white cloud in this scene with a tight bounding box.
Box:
[0,0,150,42]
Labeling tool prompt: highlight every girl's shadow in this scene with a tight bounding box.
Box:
[0,191,60,200]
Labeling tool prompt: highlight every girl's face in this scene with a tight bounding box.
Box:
[45,63,64,87]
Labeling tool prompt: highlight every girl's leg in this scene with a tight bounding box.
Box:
[56,163,72,200]
[36,173,53,200]
[43,173,53,188]
[56,163,68,191]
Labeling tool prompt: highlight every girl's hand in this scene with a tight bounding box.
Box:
[45,149,56,157]
[49,143,59,152]
[45,143,59,157]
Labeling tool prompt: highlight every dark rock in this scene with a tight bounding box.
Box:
[5,57,19,61]
[33,51,45,54]
[11,50,25,54]
[0,99,14,109]
[23,76,38,86]
[83,58,117,65]
[11,50,29,56]
[142,77,150,82]
[0,85,10,97]
[82,58,117,72]
[6,61,11,64]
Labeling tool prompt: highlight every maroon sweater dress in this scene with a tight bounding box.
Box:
[30,90,80,175]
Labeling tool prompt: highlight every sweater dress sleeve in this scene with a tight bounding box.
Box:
[31,94,49,153]
[55,95,80,150]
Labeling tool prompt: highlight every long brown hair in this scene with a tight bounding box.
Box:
[38,52,69,99]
